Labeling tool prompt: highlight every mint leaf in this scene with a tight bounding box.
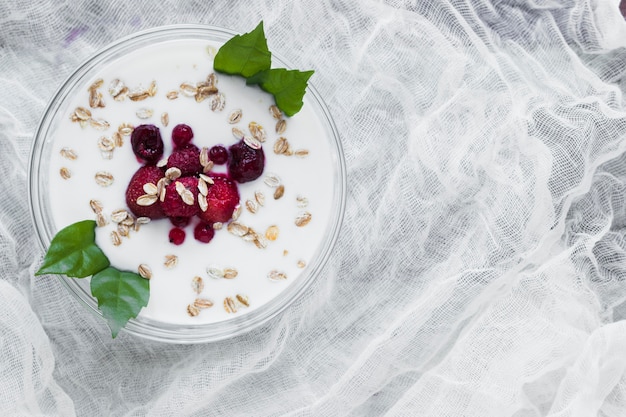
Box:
[246,68,314,117]
[90,267,149,338]
[214,21,271,78]
[36,220,150,338]
[213,21,315,116]
[36,220,110,278]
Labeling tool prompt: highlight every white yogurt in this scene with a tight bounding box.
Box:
[47,39,335,325]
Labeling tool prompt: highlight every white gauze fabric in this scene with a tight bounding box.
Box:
[1,0,626,415]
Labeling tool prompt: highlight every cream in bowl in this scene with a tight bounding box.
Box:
[30,24,346,342]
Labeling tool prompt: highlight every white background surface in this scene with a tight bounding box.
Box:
[1,0,626,415]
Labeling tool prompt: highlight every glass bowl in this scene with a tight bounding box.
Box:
[28,24,346,343]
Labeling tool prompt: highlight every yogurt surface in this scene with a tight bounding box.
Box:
[47,38,335,325]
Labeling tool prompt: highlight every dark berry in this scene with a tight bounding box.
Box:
[161,176,200,218]
[125,165,166,219]
[169,227,186,245]
[209,145,228,165]
[194,222,215,243]
[166,144,202,176]
[131,124,164,164]
[227,140,265,183]
[169,216,191,227]
[172,124,194,149]
[198,174,240,224]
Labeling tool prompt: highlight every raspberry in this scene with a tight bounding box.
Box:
[166,144,202,176]
[169,216,191,228]
[193,222,215,243]
[169,227,186,245]
[131,124,164,164]
[209,145,228,165]
[227,140,265,183]
[171,124,194,149]
[198,174,240,223]
[161,176,200,218]
[125,165,166,219]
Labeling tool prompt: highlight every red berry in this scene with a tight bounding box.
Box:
[209,145,228,165]
[166,144,202,176]
[169,227,186,245]
[125,165,166,219]
[198,174,240,223]
[131,124,164,164]
[172,124,194,149]
[161,176,200,218]
[227,140,265,183]
[169,216,191,227]
[193,222,215,243]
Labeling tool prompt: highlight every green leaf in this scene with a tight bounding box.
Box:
[36,220,149,338]
[214,21,271,78]
[246,68,314,117]
[90,267,150,338]
[36,220,110,278]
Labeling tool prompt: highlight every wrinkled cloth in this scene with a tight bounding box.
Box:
[1,0,626,415]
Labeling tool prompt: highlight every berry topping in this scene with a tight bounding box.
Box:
[131,124,164,164]
[193,222,215,243]
[125,165,166,219]
[161,176,200,218]
[171,124,194,149]
[168,227,186,245]
[122,121,269,246]
[169,216,191,228]
[166,144,202,176]
[198,174,240,223]
[209,145,229,165]
[227,139,265,183]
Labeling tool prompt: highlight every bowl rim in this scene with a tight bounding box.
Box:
[28,24,347,343]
